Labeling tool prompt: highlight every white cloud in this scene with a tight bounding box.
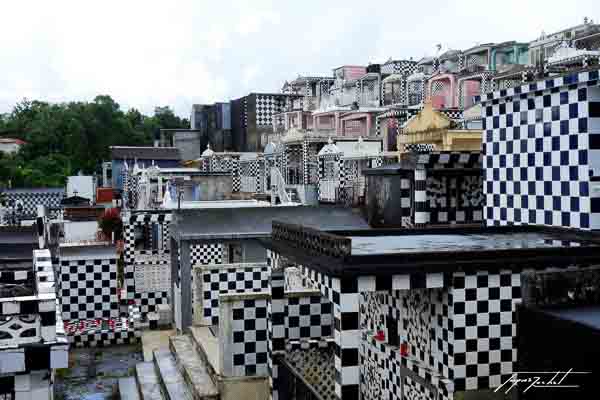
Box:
[0,0,598,117]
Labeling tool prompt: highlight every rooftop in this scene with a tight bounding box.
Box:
[0,138,27,145]
[542,306,600,331]
[349,232,587,255]
[163,199,273,210]
[110,146,181,160]
[481,68,599,103]
[263,224,600,277]
[1,187,64,194]
[59,243,117,259]
[172,205,369,241]
[0,226,37,259]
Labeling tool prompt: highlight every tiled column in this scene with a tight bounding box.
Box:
[170,238,181,330]
[451,270,521,391]
[232,158,240,192]
[302,140,309,185]
[401,177,413,227]
[282,146,288,185]
[332,277,360,400]
[268,250,285,400]
[414,167,429,227]
[179,241,193,332]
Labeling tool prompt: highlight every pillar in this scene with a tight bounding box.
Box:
[179,241,192,331]
[170,237,180,329]
[268,267,285,400]
[171,238,192,332]
[333,276,360,400]
[302,140,309,185]
[414,167,428,227]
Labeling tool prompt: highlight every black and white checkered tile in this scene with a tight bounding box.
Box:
[403,376,435,400]
[404,143,436,153]
[201,264,269,325]
[360,340,387,400]
[191,243,223,266]
[381,60,418,76]
[451,271,521,391]
[481,69,600,229]
[318,153,342,203]
[413,151,483,227]
[268,260,285,400]
[240,159,263,193]
[285,294,332,340]
[135,291,169,315]
[232,158,241,193]
[229,298,269,376]
[123,211,172,311]
[290,255,524,397]
[256,95,285,126]
[59,258,119,321]
[1,189,64,220]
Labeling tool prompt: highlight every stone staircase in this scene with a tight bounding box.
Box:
[122,331,219,400]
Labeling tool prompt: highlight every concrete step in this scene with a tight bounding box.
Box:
[152,349,193,400]
[188,326,220,378]
[118,377,141,400]
[170,335,219,400]
[135,362,165,400]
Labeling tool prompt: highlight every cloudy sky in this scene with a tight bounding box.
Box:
[0,0,596,118]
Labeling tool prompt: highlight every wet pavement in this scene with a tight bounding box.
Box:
[54,344,143,400]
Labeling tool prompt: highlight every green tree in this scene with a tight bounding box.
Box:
[0,96,186,188]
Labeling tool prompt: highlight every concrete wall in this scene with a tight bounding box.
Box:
[0,142,22,154]
[241,240,267,263]
[180,175,233,201]
[173,131,202,161]
[63,220,99,242]
[365,174,411,227]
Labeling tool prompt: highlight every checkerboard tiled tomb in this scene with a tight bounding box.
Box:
[293,262,521,399]
[63,306,141,348]
[123,211,172,317]
[266,255,335,400]
[412,151,484,226]
[196,263,269,326]
[482,69,600,229]
[220,294,270,377]
[124,211,227,318]
[2,189,64,219]
[59,252,119,321]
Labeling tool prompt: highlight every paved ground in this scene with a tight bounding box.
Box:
[141,329,176,362]
[54,344,143,400]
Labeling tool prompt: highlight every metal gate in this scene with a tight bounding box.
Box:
[276,357,325,400]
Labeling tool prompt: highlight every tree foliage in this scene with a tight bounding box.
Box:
[0,97,188,188]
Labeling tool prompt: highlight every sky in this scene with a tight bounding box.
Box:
[0,0,597,118]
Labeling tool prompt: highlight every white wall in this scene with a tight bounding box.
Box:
[67,176,96,202]
[63,221,99,243]
[0,142,21,154]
